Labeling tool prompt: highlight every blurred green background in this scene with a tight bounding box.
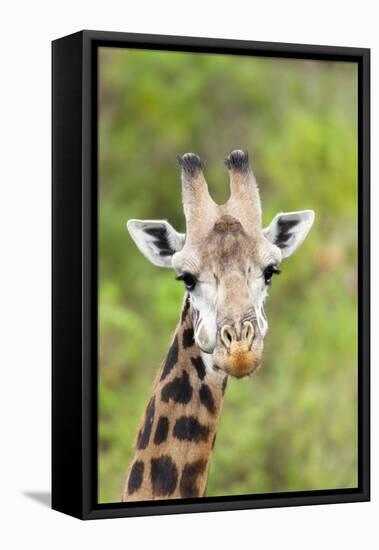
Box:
[98,47,358,503]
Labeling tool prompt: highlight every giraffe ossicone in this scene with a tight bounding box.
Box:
[123,150,315,501]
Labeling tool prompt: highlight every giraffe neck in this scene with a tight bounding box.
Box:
[123,296,228,501]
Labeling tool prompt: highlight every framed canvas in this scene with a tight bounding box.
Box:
[52,30,370,520]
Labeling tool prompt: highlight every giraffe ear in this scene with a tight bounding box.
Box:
[127,219,186,268]
[263,210,315,258]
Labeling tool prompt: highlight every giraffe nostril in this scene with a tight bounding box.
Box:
[221,325,235,349]
[221,322,254,350]
[241,321,254,346]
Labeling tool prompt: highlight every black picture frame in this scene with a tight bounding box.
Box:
[52,30,370,520]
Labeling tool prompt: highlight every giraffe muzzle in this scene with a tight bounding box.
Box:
[216,321,261,378]
[220,321,254,350]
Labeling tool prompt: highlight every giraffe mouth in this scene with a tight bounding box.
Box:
[224,353,261,378]
[213,342,263,378]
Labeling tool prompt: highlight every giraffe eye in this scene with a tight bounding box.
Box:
[176,272,197,291]
[263,265,281,285]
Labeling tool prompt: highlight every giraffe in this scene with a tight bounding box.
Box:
[122,150,314,501]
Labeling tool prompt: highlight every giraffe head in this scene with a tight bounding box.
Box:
[127,151,314,378]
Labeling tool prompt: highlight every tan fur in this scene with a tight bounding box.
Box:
[122,299,226,501]
[123,151,312,501]
[224,164,262,234]
[123,153,267,501]
[180,153,261,243]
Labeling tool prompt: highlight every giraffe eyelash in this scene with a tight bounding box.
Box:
[263,265,281,285]
[176,272,197,291]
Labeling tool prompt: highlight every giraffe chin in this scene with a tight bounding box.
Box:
[215,349,262,379]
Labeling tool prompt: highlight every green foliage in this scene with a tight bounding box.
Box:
[98,47,358,503]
